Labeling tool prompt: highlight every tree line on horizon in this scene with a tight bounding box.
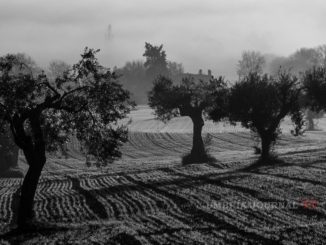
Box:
[1,43,326,229]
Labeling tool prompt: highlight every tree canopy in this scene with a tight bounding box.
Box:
[228,72,304,160]
[303,66,326,112]
[148,75,228,163]
[0,47,134,226]
[268,45,326,130]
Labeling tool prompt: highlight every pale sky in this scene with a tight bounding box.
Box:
[1,0,326,79]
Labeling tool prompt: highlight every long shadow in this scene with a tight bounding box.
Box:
[0,223,70,243]
[68,177,108,219]
[70,156,271,197]
[254,172,324,186]
[63,153,326,202]
[279,147,326,157]
[122,175,278,244]
[167,168,326,220]
[88,169,251,196]
[3,150,324,243]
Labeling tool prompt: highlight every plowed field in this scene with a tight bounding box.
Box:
[1,106,326,244]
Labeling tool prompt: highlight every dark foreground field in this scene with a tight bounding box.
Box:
[1,107,326,244]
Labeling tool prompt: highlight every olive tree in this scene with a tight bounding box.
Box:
[0,48,134,227]
[148,75,228,163]
[227,72,304,161]
[303,67,326,115]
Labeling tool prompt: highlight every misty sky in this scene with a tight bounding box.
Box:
[1,0,326,79]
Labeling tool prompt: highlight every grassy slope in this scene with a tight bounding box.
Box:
[1,106,326,244]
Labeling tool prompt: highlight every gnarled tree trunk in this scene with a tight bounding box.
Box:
[11,114,47,228]
[190,113,205,158]
[261,135,272,161]
[17,154,45,227]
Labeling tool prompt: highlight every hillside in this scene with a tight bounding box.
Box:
[1,106,326,244]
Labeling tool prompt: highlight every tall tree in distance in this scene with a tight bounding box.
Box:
[0,48,134,227]
[237,51,265,80]
[118,43,184,104]
[148,75,228,164]
[143,42,169,79]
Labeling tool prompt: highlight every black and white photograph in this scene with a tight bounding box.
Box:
[1,0,326,244]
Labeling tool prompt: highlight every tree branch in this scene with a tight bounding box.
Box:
[87,108,98,127]
[57,85,89,105]
[38,81,60,96]
[54,102,88,114]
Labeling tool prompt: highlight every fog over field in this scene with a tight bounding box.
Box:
[1,0,326,79]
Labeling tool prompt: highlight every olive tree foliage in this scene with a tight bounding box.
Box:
[237,51,265,80]
[303,67,326,112]
[268,46,326,130]
[148,75,228,163]
[228,72,304,161]
[0,47,134,227]
[0,54,39,175]
[286,47,326,129]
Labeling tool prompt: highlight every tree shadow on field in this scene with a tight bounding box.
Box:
[238,155,287,173]
[244,149,326,173]
[0,222,70,244]
[181,152,217,166]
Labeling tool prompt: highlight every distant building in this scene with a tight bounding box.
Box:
[172,69,213,84]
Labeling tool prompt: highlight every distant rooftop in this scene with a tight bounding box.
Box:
[172,69,213,84]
